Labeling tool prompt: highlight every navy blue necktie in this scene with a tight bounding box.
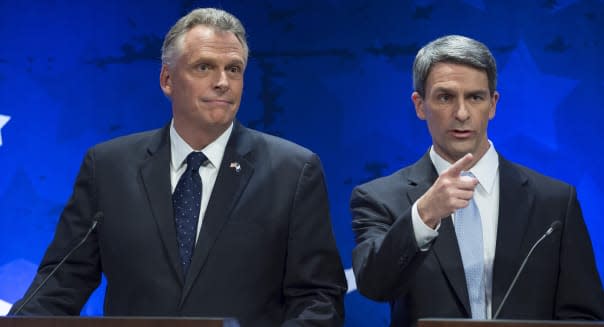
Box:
[173,152,207,276]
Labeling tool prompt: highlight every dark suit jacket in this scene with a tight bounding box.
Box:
[351,152,604,326]
[11,121,347,326]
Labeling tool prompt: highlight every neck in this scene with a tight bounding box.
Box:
[435,143,490,168]
[173,119,230,150]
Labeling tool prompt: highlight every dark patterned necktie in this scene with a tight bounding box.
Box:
[173,151,207,276]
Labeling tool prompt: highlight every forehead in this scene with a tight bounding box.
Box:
[180,25,245,62]
[426,62,489,91]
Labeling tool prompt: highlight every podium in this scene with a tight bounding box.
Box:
[419,319,604,327]
[0,317,240,327]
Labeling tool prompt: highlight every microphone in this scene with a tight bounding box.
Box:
[11,212,103,315]
[492,220,562,319]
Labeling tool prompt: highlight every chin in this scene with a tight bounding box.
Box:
[208,119,236,130]
[204,110,237,123]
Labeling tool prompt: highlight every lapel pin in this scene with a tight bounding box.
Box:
[229,162,241,173]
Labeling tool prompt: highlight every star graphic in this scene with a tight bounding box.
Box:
[0,115,10,147]
[0,298,11,316]
[491,40,577,150]
[0,169,64,264]
[345,267,357,294]
[0,259,37,307]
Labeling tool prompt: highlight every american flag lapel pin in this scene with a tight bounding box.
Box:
[229,161,241,173]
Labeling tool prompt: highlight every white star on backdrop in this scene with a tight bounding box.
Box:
[0,299,10,316]
[0,115,10,147]
[345,268,357,293]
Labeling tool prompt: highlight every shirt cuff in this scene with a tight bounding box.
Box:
[412,201,439,251]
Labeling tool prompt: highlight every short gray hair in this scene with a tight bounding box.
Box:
[412,35,497,97]
[161,8,248,67]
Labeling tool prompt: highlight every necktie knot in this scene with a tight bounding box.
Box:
[186,152,208,172]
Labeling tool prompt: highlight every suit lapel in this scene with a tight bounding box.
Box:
[139,125,184,284]
[491,155,533,315]
[407,153,471,316]
[180,122,255,305]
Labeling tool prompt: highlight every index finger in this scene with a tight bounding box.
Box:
[446,153,474,176]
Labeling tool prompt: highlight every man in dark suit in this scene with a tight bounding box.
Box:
[10,8,346,326]
[351,35,604,326]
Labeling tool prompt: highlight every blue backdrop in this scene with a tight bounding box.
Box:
[0,0,602,325]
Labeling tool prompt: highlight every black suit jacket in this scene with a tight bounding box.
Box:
[351,152,604,326]
[12,122,347,326]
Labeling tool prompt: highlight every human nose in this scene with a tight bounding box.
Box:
[455,99,470,121]
[214,71,229,92]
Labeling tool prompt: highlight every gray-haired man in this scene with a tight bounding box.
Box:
[12,8,346,326]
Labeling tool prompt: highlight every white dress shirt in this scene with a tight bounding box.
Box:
[411,141,500,318]
[169,120,233,243]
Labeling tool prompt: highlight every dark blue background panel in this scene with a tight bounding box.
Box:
[0,0,602,325]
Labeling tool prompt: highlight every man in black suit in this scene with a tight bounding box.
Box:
[11,8,346,326]
[351,35,604,326]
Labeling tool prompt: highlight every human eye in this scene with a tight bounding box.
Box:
[226,64,243,78]
[196,63,211,72]
[469,94,485,102]
[437,93,452,103]
[227,65,242,74]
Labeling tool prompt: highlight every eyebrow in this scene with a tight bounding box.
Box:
[432,86,454,94]
[227,59,245,66]
[432,86,489,95]
[189,57,245,66]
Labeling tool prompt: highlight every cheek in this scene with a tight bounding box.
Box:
[482,108,493,124]
[233,82,244,96]
[427,112,448,129]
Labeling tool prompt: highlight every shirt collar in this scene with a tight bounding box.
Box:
[170,120,233,170]
[429,140,499,194]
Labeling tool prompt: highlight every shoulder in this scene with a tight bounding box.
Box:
[353,154,431,196]
[87,127,165,161]
[501,157,575,200]
[351,165,417,205]
[246,128,313,155]
[241,126,319,166]
[358,169,407,191]
[98,128,161,147]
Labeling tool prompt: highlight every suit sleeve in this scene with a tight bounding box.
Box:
[555,185,604,319]
[350,183,429,301]
[281,153,347,326]
[9,148,102,315]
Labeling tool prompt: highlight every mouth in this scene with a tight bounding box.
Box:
[449,129,474,139]
[202,98,234,105]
